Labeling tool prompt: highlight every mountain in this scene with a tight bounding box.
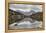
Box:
[31,12,43,21]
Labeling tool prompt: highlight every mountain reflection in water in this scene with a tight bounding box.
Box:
[9,18,42,29]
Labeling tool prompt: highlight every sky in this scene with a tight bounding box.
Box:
[9,4,42,12]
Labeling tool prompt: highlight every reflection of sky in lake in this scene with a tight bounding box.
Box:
[9,4,42,29]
